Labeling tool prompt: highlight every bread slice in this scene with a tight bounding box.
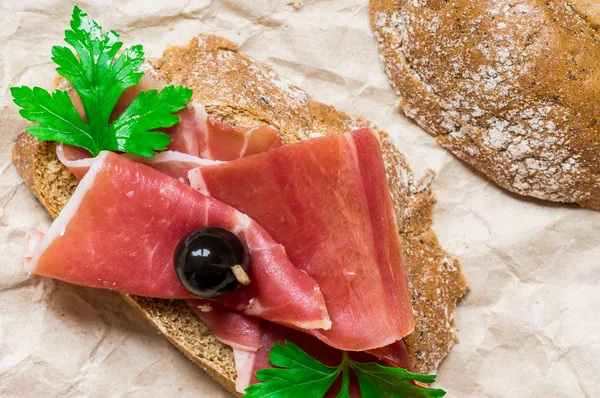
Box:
[12,34,468,394]
[370,0,600,210]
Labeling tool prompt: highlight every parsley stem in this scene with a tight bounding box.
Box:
[336,352,351,398]
[341,351,350,365]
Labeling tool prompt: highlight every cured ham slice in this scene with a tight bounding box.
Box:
[165,105,203,157]
[189,128,414,351]
[202,117,281,160]
[145,151,221,184]
[188,299,262,393]
[369,340,414,371]
[166,102,281,160]
[28,152,330,330]
[57,144,220,183]
[56,144,95,180]
[188,300,260,352]
[188,300,339,393]
[188,301,406,396]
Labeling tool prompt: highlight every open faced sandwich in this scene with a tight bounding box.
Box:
[12,6,468,397]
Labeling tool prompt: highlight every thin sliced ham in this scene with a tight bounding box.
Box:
[369,340,414,371]
[232,349,259,392]
[188,301,404,396]
[57,144,220,183]
[56,144,95,180]
[188,300,260,352]
[189,128,414,351]
[28,152,330,330]
[187,300,341,394]
[165,104,204,157]
[188,299,262,394]
[166,102,281,160]
[203,117,281,159]
[145,150,221,184]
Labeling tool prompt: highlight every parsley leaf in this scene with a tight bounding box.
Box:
[11,5,192,157]
[109,86,190,157]
[11,87,91,147]
[244,341,446,398]
[351,361,445,398]
[245,341,341,397]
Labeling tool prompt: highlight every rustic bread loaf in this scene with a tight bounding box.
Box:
[12,34,468,393]
[371,0,600,210]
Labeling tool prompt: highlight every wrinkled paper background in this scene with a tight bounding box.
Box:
[1,1,599,396]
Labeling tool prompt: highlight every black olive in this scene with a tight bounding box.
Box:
[174,227,251,298]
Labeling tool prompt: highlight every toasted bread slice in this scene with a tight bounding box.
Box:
[12,34,468,394]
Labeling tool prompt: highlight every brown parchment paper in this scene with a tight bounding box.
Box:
[1,0,599,396]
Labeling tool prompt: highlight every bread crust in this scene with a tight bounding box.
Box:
[371,0,600,210]
[12,34,467,391]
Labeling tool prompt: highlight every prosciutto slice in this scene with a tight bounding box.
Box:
[188,299,263,393]
[140,150,221,184]
[188,300,340,394]
[188,300,260,352]
[189,128,414,351]
[188,300,408,396]
[28,152,330,330]
[369,340,414,371]
[167,103,281,160]
[57,144,220,183]
[56,144,95,180]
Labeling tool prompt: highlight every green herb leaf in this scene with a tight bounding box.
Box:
[244,341,340,398]
[244,341,446,398]
[109,86,190,157]
[11,86,93,150]
[11,5,192,157]
[350,361,446,398]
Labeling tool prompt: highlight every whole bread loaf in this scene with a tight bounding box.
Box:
[371,0,600,210]
[12,34,468,394]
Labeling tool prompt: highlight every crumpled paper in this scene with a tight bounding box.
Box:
[1,0,599,396]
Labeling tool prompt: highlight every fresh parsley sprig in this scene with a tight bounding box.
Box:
[11,6,192,157]
[244,341,446,398]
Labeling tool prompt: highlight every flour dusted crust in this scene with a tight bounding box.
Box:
[568,0,600,27]
[154,35,312,138]
[371,0,600,210]
[12,34,467,390]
